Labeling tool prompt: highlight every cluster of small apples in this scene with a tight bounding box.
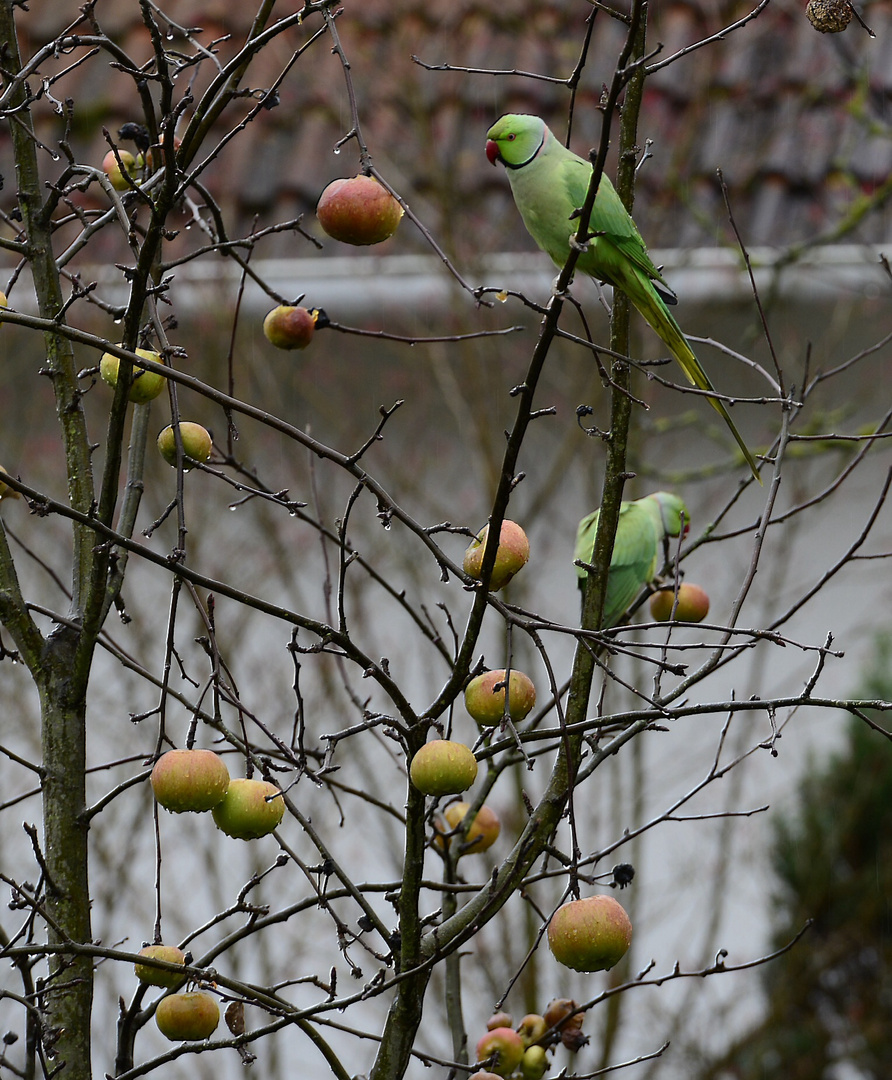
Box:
[649,582,710,623]
[150,748,285,840]
[139,750,284,1040]
[473,998,589,1079]
[101,134,182,192]
[259,175,402,353]
[408,741,501,854]
[463,520,530,591]
[133,945,220,1042]
[136,951,220,1042]
[98,346,213,471]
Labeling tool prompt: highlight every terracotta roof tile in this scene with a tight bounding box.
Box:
[2,0,889,271]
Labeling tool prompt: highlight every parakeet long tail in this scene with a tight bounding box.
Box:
[616,265,761,482]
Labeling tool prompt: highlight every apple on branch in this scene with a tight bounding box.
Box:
[409,740,478,796]
[316,175,403,246]
[157,423,213,469]
[475,1027,525,1078]
[435,801,501,855]
[100,347,166,403]
[155,991,220,1041]
[262,305,318,350]
[650,581,710,623]
[150,749,230,813]
[547,895,632,972]
[0,466,21,502]
[465,668,536,726]
[463,521,529,591]
[212,778,285,840]
[134,944,186,988]
[102,149,141,191]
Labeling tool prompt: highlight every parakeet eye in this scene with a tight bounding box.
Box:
[507,133,516,141]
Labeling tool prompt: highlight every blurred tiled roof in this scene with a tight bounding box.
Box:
[4,0,892,270]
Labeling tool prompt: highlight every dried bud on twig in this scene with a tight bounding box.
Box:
[805,0,853,32]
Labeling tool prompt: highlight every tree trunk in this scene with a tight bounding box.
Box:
[38,626,93,1079]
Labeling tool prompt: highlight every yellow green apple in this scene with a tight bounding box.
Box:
[409,740,477,796]
[102,149,141,191]
[157,422,212,469]
[100,347,165,403]
[134,944,186,987]
[436,801,501,855]
[520,1045,549,1080]
[212,778,284,840]
[155,991,219,1041]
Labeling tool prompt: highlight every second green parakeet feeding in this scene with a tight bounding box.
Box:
[486,113,760,483]
[574,491,689,628]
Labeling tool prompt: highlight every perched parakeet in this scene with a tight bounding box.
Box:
[486,114,760,483]
[574,491,688,628]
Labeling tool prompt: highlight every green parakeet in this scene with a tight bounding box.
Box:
[485,114,760,483]
[574,490,688,628]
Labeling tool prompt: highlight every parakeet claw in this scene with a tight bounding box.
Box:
[569,233,590,254]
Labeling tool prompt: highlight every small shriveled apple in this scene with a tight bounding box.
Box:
[436,801,501,855]
[516,1013,547,1047]
[102,149,141,191]
[476,1027,525,1078]
[263,305,317,350]
[543,997,587,1051]
[316,175,403,245]
[155,990,220,1041]
[410,740,477,797]
[650,582,710,623]
[547,895,632,973]
[157,422,212,469]
[465,668,536,727]
[100,347,166,403]
[486,1011,513,1031]
[212,778,284,840]
[150,749,230,813]
[463,521,529,591]
[542,997,583,1032]
[134,944,186,987]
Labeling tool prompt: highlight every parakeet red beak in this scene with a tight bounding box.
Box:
[485,139,501,166]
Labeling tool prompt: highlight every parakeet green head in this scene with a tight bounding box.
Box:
[645,492,689,538]
[486,114,548,169]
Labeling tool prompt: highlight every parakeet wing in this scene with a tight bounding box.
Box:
[574,500,661,628]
